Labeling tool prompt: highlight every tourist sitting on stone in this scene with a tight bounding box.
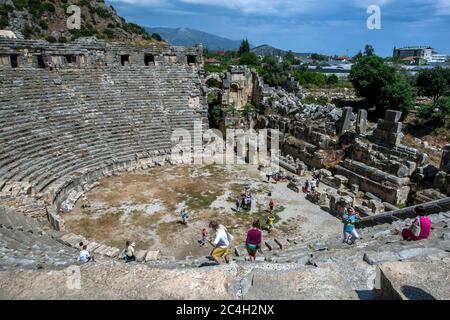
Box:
[342,207,360,244]
[123,241,136,263]
[246,219,263,262]
[180,208,189,224]
[79,245,95,263]
[48,62,53,71]
[402,206,432,241]
[208,221,231,264]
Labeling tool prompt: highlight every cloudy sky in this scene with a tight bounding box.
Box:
[106,0,450,56]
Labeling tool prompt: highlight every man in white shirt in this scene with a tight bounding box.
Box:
[79,245,94,263]
[208,221,230,264]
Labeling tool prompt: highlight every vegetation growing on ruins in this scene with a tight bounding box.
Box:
[260,55,292,87]
[416,67,450,105]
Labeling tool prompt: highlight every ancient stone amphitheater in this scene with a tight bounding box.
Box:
[0,36,449,300]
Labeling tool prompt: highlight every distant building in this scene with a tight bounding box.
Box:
[335,55,351,62]
[393,46,447,64]
[205,58,221,66]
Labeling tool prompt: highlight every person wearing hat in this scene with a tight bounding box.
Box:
[124,241,136,263]
[341,207,360,244]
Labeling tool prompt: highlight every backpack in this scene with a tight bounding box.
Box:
[219,224,234,242]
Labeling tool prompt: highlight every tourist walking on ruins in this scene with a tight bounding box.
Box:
[180,208,189,224]
[310,179,317,192]
[266,214,275,233]
[342,207,360,244]
[269,197,275,213]
[246,219,263,262]
[402,206,432,241]
[208,221,231,264]
[235,197,241,212]
[79,245,95,263]
[199,228,207,246]
[246,194,253,210]
[303,179,311,193]
[123,241,136,263]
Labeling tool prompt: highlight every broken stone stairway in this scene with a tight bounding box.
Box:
[0,206,77,269]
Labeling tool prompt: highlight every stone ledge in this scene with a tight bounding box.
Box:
[375,260,450,300]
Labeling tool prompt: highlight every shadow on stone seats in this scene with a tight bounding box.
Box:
[355,289,374,300]
[401,285,436,300]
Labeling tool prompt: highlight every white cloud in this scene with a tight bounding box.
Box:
[108,0,450,17]
[436,0,450,14]
[179,0,318,16]
[108,0,170,6]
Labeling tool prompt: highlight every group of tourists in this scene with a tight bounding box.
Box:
[235,188,253,212]
[303,177,319,193]
[266,172,280,184]
[47,61,59,72]
[78,242,95,263]
[203,219,264,264]
[338,205,432,245]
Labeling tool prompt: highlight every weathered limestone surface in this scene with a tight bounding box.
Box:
[375,261,450,300]
[0,261,238,300]
[335,159,410,205]
[372,110,403,147]
[244,266,358,300]
[356,109,368,136]
[337,107,353,135]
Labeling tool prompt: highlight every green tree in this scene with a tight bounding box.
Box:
[364,44,375,56]
[327,74,339,85]
[242,103,255,119]
[210,105,223,127]
[262,55,292,87]
[416,67,450,104]
[238,38,250,56]
[238,52,259,66]
[310,53,329,61]
[418,96,450,129]
[284,51,296,65]
[151,33,162,41]
[349,55,416,115]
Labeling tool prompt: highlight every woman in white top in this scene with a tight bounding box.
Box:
[208,221,231,264]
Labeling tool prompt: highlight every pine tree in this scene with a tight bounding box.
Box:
[238,38,250,56]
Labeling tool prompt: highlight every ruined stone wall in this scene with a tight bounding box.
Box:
[221,65,263,110]
[0,37,203,69]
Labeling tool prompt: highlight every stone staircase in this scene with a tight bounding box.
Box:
[0,206,77,270]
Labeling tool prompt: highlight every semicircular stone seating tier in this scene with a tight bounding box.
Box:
[0,66,208,227]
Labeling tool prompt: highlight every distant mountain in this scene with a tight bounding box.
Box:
[252,44,310,57]
[0,0,161,43]
[146,27,247,51]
